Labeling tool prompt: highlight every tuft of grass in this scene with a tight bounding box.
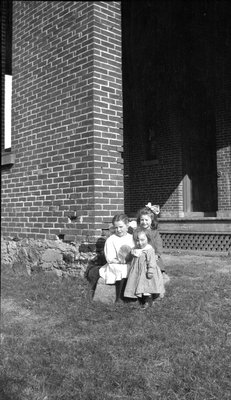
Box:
[1,257,231,400]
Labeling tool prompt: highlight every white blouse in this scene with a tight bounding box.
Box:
[99,233,135,284]
[104,233,134,263]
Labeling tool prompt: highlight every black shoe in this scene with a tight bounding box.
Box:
[140,302,149,310]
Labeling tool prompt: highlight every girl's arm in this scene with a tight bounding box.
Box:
[104,236,119,264]
[146,249,157,279]
[152,231,166,270]
[151,230,163,256]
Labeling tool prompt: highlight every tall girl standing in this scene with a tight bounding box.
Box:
[99,214,134,302]
[136,203,170,288]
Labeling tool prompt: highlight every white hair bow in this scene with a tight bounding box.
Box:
[145,202,160,215]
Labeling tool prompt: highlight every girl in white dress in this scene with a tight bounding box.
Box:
[99,214,134,302]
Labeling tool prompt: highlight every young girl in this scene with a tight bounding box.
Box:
[99,214,134,302]
[124,228,165,308]
[137,203,169,285]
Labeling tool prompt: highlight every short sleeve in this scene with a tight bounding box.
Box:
[104,236,117,263]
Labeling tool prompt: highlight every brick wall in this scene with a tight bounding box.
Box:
[2,0,230,243]
[122,1,184,216]
[215,1,231,214]
[122,0,231,217]
[90,1,124,230]
[1,1,123,242]
[216,118,231,213]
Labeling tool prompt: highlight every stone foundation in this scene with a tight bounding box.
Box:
[1,237,99,278]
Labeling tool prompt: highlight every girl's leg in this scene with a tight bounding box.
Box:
[138,296,145,306]
[147,295,154,307]
[115,278,127,302]
[141,295,153,309]
[152,293,160,301]
[88,266,100,299]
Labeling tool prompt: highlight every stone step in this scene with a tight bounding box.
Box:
[93,277,116,304]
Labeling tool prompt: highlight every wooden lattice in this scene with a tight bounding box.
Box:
[160,233,231,253]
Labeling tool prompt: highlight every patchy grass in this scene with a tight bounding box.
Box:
[1,256,231,400]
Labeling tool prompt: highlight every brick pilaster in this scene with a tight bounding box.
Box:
[1,1,123,241]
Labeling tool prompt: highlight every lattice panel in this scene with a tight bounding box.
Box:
[161,233,231,253]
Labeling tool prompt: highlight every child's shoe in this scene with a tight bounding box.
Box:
[140,302,149,310]
[141,296,153,309]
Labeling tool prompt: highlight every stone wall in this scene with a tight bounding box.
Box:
[1,237,101,278]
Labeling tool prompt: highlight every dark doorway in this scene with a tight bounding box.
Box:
[122,0,219,214]
[182,91,218,213]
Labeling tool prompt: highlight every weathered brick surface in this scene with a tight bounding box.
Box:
[2,0,230,244]
[122,0,231,217]
[122,2,189,215]
[1,1,123,241]
[214,2,231,214]
[217,146,231,212]
[216,82,231,212]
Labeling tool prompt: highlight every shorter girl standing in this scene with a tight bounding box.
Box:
[99,214,134,302]
[124,228,165,309]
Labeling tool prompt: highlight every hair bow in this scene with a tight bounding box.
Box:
[145,202,160,215]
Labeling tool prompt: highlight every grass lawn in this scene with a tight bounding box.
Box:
[1,255,231,400]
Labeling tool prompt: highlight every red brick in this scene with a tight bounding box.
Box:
[1,1,123,240]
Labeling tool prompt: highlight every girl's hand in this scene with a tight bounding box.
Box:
[132,249,143,257]
[146,271,153,279]
[110,259,120,264]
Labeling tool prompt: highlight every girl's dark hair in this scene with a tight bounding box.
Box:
[112,213,129,225]
[133,227,152,243]
[136,207,158,230]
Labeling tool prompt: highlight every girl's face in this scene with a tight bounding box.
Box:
[114,220,128,237]
[140,214,152,229]
[136,232,148,249]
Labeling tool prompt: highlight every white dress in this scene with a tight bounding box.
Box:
[99,233,134,284]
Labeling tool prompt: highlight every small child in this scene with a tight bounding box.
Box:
[124,228,165,309]
[99,214,134,302]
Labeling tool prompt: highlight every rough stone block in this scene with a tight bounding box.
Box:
[41,249,62,263]
[12,261,31,276]
[93,277,116,304]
